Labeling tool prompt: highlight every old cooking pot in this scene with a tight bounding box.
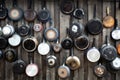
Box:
[0,0,8,20]
[103,7,115,28]
[66,48,80,70]
[69,22,83,39]
[58,57,70,78]
[100,36,117,61]
[61,28,73,49]
[74,35,89,50]
[94,63,107,77]
[60,0,75,15]
[111,19,120,40]
[73,8,84,19]
[24,0,37,22]
[52,40,62,53]
[2,24,15,38]
[85,4,103,35]
[4,48,17,62]
[22,37,38,52]
[8,0,23,21]
[8,33,21,47]
[87,38,100,62]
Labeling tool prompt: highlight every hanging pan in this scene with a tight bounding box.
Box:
[33,23,43,32]
[93,63,107,77]
[61,28,73,49]
[8,0,23,21]
[87,38,100,62]
[103,7,115,28]
[0,0,8,20]
[100,35,117,61]
[38,0,50,23]
[85,4,103,35]
[4,48,17,62]
[25,53,39,77]
[66,48,80,70]
[22,36,38,52]
[58,56,70,79]
[24,0,37,22]
[69,22,83,39]
[46,49,57,68]
[60,0,75,15]
[111,19,120,40]
[44,20,59,42]
[8,33,21,47]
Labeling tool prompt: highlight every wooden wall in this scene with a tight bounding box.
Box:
[0,0,120,80]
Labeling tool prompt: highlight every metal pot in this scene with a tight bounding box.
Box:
[33,23,43,32]
[110,57,120,70]
[52,40,62,53]
[73,8,84,19]
[47,55,57,68]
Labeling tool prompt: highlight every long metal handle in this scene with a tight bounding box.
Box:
[106,6,110,16]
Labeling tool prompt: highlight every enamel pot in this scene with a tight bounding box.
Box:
[13,59,26,74]
[61,28,73,49]
[4,48,17,62]
[22,37,38,52]
[0,0,8,19]
[111,19,120,40]
[87,38,100,62]
[103,7,115,28]
[73,8,84,19]
[8,0,23,21]
[18,24,29,36]
[74,35,89,50]
[66,48,80,70]
[60,0,75,15]
[24,0,37,22]
[69,22,83,39]
[8,33,21,47]
[100,36,117,61]
[85,5,103,35]
[0,36,8,49]
[2,24,15,38]
[94,64,107,77]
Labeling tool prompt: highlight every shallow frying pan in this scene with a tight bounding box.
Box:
[24,0,37,22]
[69,22,83,39]
[100,36,117,61]
[85,4,103,35]
[60,0,75,15]
[66,48,80,70]
[73,8,84,19]
[94,63,107,77]
[61,28,73,49]
[103,7,115,28]
[74,35,89,50]
[8,0,23,21]
[0,0,8,20]
[87,38,100,62]
[0,36,8,49]
[58,56,70,78]
[4,48,17,62]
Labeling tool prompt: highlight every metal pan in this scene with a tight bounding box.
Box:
[103,7,115,28]
[61,28,73,49]
[87,38,100,63]
[69,22,83,39]
[33,23,43,32]
[73,8,84,19]
[85,4,103,35]
[24,0,37,22]
[60,0,75,15]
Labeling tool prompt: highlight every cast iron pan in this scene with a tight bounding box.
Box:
[0,36,8,49]
[61,28,73,49]
[69,22,83,39]
[8,0,23,21]
[60,0,75,15]
[85,4,103,35]
[24,0,37,22]
[0,0,8,20]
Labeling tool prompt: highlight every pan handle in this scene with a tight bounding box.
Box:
[92,38,96,47]
[93,4,96,18]
[106,7,110,16]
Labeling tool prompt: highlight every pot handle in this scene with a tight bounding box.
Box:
[92,38,96,47]
[49,19,54,28]
[106,6,110,16]
[93,4,96,18]
[28,52,34,64]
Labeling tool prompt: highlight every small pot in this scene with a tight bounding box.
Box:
[22,37,38,52]
[33,23,43,32]
[60,0,75,15]
[94,64,107,77]
[69,22,83,39]
[110,57,120,70]
[74,35,89,50]
[47,55,57,68]
[4,48,17,62]
[52,40,62,53]
[73,8,84,19]
[2,24,15,38]
[8,33,21,47]
[18,24,29,36]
